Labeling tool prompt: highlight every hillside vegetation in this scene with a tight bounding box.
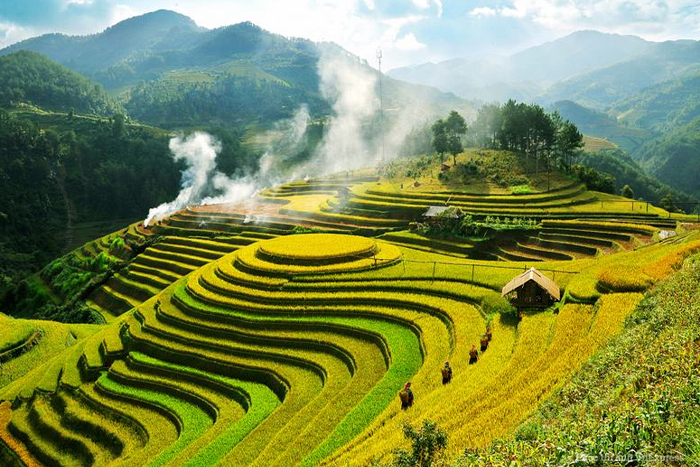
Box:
[0,51,121,117]
[0,12,470,131]
[0,108,178,279]
[457,252,700,466]
[1,149,699,466]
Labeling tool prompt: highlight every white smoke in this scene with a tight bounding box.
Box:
[256,105,310,183]
[144,133,219,226]
[143,47,451,224]
[144,133,255,226]
[143,108,312,226]
[314,49,377,174]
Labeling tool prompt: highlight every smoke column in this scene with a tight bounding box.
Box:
[143,47,447,225]
[144,132,258,226]
[314,48,377,173]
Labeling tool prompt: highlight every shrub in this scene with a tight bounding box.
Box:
[620,184,634,199]
[510,184,533,195]
[480,294,516,317]
[374,420,448,467]
[571,165,616,194]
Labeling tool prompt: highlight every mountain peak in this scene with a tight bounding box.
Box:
[103,9,201,35]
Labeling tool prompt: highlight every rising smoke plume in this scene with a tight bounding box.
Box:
[144,132,257,226]
[313,48,378,174]
[143,46,446,225]
[143,107,311,226]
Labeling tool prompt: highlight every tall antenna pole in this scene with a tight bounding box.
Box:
[376,47,385,167]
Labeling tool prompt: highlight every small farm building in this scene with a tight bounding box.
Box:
[501,267,560,308]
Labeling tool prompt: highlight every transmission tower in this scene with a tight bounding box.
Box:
[377,47,385,166]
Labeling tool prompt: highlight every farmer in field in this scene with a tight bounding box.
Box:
[469,344,479,364]
[399,382,414,410]
[441,361,452,384]
[485,324,493,341]
[480,334,489,352]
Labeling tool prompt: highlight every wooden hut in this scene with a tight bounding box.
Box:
[501,267,560,308]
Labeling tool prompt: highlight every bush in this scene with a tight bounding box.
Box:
[510,184,533,195]
[374,420,448,467]
[571,165,616,194]
[620,184,634,199]
[480,294,516,317]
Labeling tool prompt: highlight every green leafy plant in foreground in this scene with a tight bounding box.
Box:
[373,419,449,467]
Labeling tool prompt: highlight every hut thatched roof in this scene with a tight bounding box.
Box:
[501,267,560,300]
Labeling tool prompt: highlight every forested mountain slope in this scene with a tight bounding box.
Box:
[0,51,121,116]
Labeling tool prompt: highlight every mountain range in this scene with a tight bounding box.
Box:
[0,10,471,130]
[389,30,700,108]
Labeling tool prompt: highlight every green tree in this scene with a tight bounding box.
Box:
[621,184,634,199]
[660,194,678,213]
[556,120,584,171]
[471,103,502,148]
[431,119,448,161]
[111,113,125,138]
[445,110,467,166]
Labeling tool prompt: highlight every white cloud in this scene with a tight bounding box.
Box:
[433,0,444,17]
[411,0,431,9]
[468,0,700,40]
[470,6,497,17]
[409,0,442,17]
[394,32,427,50]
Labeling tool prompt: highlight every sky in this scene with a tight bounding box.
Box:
[1,0,699,70]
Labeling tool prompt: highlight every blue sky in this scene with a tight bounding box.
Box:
[1,0,699,69]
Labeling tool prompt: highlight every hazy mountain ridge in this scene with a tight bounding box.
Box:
[540,40,700,108]
[609,71,700,132]
[554,74,700,199]
[389,30,699,109]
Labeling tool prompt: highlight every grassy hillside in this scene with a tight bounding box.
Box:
[610,71,700,132]
[457,251,700,466]
[553,94,700,201]
[0,107,178,280]
[0,51,122,116]
[1,151,698,466]
[578,149,698,207]
[552,100,651,152]
[582,135,616,151]
[634,118,700,199]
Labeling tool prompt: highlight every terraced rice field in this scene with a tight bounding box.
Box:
[2,166,700,466]
[2,223,699,466]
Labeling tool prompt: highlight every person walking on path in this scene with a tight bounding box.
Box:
[399,382,414,410]
[441,361,453,384]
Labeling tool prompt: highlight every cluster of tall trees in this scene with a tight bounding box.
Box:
[431,111,467,166]
[469,100,584,173]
